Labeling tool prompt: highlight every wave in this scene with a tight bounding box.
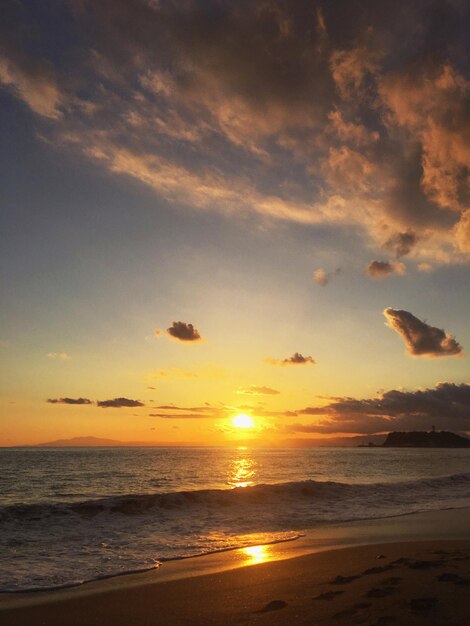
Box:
[2,472,470,592]
[2,471,470,523]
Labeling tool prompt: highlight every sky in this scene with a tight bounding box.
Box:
[0,0,469,446]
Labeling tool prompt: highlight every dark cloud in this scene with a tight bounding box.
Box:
[287,382,470,434]
[47,397,92,405]
[97,397,145,408]
[384,231,418,258]
[237,385,280,396]
[166,321,202,342]
[267,352,316,366]
[384,308,463,357]
[367,260,405,278]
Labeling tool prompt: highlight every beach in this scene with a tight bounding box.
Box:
[2,507,470,625]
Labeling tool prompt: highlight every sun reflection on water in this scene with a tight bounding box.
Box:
[227,450,256,488]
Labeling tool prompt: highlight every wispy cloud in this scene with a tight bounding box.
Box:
[237,385,280,396]
[2,1,468,264]
[46,352,71,360]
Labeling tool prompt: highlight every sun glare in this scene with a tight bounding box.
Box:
[232,414,255,429]
[243,545,270,564]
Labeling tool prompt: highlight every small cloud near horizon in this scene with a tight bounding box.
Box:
[267,352,316,366]
[237,385,280,395]
[46,352,71,360]
[47,397,92,405]
[384,308,463,357]
[97,397,145,408]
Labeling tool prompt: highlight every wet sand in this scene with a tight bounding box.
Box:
[1,508,470,625]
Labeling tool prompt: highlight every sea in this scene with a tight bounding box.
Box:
[1,446,470,592]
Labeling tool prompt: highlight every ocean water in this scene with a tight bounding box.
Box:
[1,446,469,592]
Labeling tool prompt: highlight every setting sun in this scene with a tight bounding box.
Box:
[232,414,255,429]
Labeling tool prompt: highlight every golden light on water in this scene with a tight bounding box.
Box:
[242,545,271,564]
[232,414,255,429]
[228,453,256,487]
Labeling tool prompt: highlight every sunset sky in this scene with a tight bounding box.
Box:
[1,0,469,446]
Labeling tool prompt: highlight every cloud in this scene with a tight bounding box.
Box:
[166,321,202,342]
[384,308,463,357]
[237,385,280,396]
[313,267,341,286]
[455,210,470,253]
[384,231,418,258]
[330,45,379,100]
[287,382,470,435]
[0,56,63,119]
[148,368,199,379]
[3,1,470,263]
[367,260,406,278]
[313,269,329,286]
[46,352,71,360]
[97,397,145,408]
[418,262,432,272]
[47,397,92,405]
[149,413,213,419]
[149,403,227,420]
[267,353,316,366]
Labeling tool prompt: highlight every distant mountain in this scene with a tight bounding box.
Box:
[34,436,153,447]
[383,431,470,448]
[31,436,197,447]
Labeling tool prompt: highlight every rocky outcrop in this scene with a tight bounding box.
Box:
[383,431,470,448]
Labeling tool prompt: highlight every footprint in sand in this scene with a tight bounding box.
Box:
[437,572,470,586]
[313,590,344,601]
[380,576,402,586]
[333,607,358,619]
[409,597,438,612]
[259,600,287,612]
[353,602,372,609]
[362,565,393,575]
[365,586,397,598]
[407,559,444,570]
[373,617,397,625]
[329,574,360,585]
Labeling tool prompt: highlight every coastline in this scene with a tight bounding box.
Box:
[2,506,470,624]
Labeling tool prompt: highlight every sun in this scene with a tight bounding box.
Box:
[232,414,255,429]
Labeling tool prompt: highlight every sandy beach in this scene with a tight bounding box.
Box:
[2,507,470,625]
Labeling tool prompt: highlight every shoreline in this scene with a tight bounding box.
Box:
[2,506,470,623]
